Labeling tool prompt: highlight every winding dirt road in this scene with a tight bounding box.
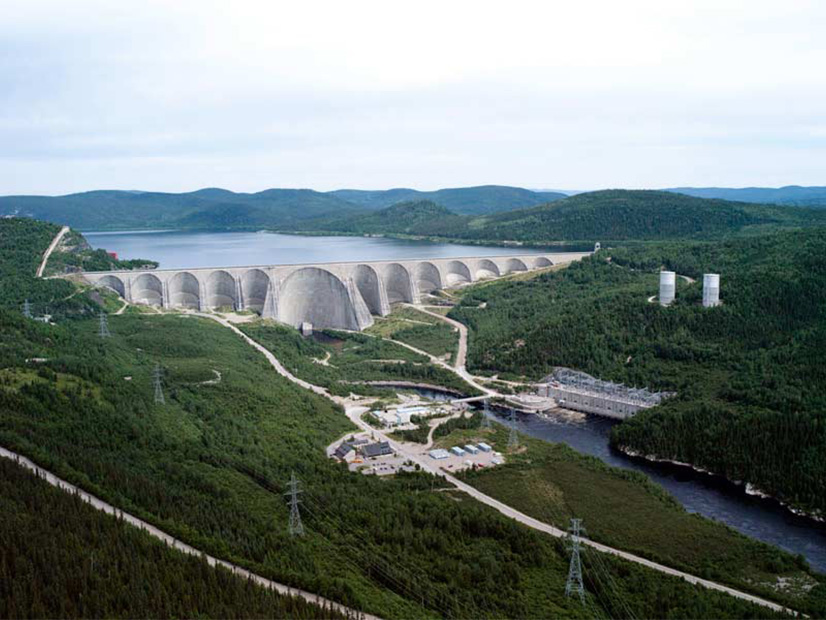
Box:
[36,225,69,277]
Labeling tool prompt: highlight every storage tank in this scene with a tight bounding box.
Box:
[703,273,720,307]
[659,271,676,306]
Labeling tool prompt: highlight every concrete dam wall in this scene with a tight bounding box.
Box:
[83,252,591,331]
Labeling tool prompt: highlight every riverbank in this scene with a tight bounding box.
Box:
[617,444,826,525]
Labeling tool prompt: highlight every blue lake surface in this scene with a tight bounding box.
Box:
[85,229,550,269]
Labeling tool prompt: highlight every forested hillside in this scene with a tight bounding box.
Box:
[668,186,826,208]
[451,228,826,518]
[0,216,806,618]
[0,184,564,231]
[329,185,566,215]
[298,190,826,243]
[0,458,347,619]
[305,200,467,235]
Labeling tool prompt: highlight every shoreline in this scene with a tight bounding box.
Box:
[617,444,826,525]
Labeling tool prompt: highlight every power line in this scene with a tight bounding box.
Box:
[152,363,165,405]
[285,471,304,537]
[507,409,520,450]
[565,518,586,604]
[98,311,111,338]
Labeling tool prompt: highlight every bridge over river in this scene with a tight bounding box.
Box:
[82,252,591,331]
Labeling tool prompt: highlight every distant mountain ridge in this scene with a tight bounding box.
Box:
[0,184,564,230]
[666,186,826,207]
[329,185,566,214]
[299,190,826,242]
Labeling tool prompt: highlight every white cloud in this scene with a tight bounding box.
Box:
[0,0,824,193]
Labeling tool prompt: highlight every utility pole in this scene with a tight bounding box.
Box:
[285,471,304,537]
[565,518,586,604]
[152,363,165,405]
[507,410,519,450]
[23,299,32,319]
[98,311,111,338]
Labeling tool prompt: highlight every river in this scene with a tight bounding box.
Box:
[84,229,554,269]
[386,386,826,573]
[501,406,826,573]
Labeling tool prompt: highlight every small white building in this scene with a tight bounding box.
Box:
[429,449,450,460]
[450,446,465,457]
[464,444,479,455]
[477,442,493,452]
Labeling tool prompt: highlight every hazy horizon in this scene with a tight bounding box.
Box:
[3,0,825,195]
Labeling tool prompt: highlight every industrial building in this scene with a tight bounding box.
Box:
[361,441,393,458]
[538,368,672,420]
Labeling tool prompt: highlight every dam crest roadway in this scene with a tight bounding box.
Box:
[82,252,591,331]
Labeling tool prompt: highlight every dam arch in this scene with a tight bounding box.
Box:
[169,272,200,309]
[353,264,384,316]
[383,263,415,304]
[96,275,125,297]
[445,260,472,286]
[241,269,270,312]
[206,270,237,309]
[414,262,442,294]
[132,273,163,306]
[277,267,359,330]
[503,258,528,274]
[533,256,553,269]
[474,259,500,280]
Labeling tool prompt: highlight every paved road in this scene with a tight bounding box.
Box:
[0,446,379,620]
[36,225,69,277]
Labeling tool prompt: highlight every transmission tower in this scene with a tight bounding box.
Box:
[507,410,519,450]
[285,471,304,537]
[565,518,586,604]
[482,401,491,429]
[152,363,165,405]
[23,299,32,319]
[98,311,111,338]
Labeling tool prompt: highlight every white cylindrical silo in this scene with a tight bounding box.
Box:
[659,271,676,306]
[703,273,720,307]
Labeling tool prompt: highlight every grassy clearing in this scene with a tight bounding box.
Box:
[242,320,476,396]
[366,306,459,363]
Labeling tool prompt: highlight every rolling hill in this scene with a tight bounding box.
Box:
[329,185,566,214]
[667,186,826,207]
[300,190,826,242]
[0,184,565,231]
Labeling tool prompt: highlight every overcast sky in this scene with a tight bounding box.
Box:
[2,0,825,195]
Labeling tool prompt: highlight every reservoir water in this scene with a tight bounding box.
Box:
[87,231,826,573]
[84,229,552,269]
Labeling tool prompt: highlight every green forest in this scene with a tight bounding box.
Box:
[451,228,826,519]
[0,458,350,619]
[295,190,826,243]
[0,215,807,618]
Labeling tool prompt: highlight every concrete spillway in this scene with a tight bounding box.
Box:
[82,252,591,331]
